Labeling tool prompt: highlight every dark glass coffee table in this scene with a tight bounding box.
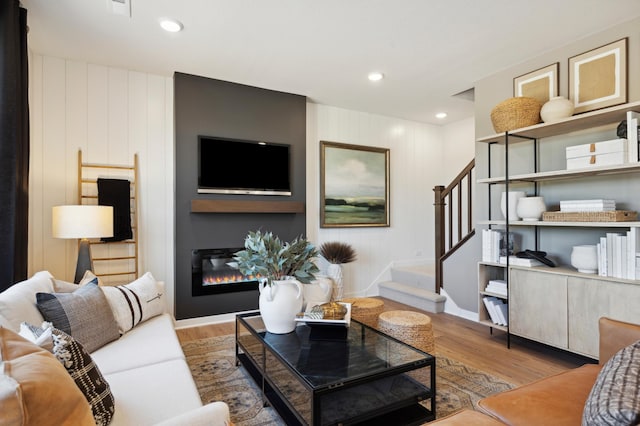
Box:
[235,312,436,425]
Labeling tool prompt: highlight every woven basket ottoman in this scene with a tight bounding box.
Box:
[341,297,384,328]
[377,310,435,354]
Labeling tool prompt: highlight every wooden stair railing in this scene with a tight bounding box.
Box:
[433,159,475,294]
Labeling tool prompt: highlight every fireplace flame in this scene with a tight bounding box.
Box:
[202,273,260,286]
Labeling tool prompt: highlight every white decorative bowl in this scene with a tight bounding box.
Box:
[516,196,546,221]
[571,245,598,274]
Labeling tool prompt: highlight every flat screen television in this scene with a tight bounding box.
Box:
[197,135,291,195]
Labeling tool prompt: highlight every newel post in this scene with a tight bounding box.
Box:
[433,185,446,294]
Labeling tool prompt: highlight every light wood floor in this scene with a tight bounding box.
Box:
[176,297,591,387]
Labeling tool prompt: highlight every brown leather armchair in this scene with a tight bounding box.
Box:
[430,317,640,425]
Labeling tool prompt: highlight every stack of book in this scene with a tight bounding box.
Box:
[485,279,507,297]
[482,296,508,326]
[498,256,544,267]
[597,229,640,279]
[560,199,615,212]
[482,229,515,263]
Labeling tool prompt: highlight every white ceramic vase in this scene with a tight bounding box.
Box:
[500,191,526,221]
[326,263,344,301]
[258,278,303,334]
[302,275,333,310]
[571,245,598,274]
[516,196,546,221]
[540,96,575,123]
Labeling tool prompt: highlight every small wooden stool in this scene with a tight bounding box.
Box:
[377,310,435,353]
[341,297,384,328]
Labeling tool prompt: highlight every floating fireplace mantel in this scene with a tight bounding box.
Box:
[192,248,259,296]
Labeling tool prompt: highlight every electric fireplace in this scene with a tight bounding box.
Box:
[192,248,259,296]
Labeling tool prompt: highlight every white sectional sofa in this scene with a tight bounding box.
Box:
[0,271,231,426]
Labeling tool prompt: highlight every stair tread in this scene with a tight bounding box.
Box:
[379,280,446,301]
[392,264,435,275]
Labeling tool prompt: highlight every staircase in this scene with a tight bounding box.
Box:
[377,159,475,312]
[378,263,446,313]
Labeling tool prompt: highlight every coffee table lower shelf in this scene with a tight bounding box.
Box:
[238,352,434,426]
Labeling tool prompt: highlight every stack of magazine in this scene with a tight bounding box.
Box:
[560,199,615,212]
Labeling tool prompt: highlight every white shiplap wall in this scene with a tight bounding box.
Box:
[27,53,474,320]
[306,103,449,297]
[28,54,176,313]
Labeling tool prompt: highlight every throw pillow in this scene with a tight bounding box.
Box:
[35,281,120,352]
[0,326,95,425]
[100,272,165,334]
[20,322,116,426]
[51,270,104,293]
[582,339,640,426]
[0,270,54,331]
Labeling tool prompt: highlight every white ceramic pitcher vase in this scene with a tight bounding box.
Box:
[259,278,303,334]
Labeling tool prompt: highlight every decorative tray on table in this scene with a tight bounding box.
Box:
[295,302,351,327]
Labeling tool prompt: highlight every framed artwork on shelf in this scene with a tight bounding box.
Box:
[513,62,559,106]
[569,38,627,114]
[320,141,390,228]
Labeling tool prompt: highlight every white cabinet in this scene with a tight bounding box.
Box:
[509,268,568,350]
[568,276,640,358]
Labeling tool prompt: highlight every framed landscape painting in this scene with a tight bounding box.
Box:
[320,141,390,228]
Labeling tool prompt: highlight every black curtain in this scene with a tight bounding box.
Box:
[0,1,29,292]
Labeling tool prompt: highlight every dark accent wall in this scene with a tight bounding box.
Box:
[174,72,307,320]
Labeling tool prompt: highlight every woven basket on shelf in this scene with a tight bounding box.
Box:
[490,97,542,133]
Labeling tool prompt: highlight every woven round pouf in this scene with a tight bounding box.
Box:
[341,297,384,328]
[378,310,435,353]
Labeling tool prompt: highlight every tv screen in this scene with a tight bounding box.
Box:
[198,136,291,195]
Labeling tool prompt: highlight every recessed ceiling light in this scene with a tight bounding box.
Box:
[368,72,384,82]
[435,112,448,119]
[159,18,183,33]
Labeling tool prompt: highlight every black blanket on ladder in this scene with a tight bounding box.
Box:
[97,178,133,242]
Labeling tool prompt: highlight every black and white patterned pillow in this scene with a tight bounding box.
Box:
[20,322,115,426]
[583,339,640,426]
[36,281,120,352]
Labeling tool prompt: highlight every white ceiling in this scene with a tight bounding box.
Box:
[22,0,640,125]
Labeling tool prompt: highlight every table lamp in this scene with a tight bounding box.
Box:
[52,205,114,283]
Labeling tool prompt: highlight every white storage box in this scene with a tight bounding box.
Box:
[566,138,627,170]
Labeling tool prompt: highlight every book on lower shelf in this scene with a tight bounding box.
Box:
[482,296,508,326]
[485,279,507,297]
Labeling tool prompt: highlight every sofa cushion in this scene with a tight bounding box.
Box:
[99,272,165,334]
[36,281,120,352]
[0,326,95,426]
[20,322,115,426]
[0,271,54,332]
[91,313,185,375]
[478,363,601,426]
[154,402,232,426]
[105,358,203,425]
[583,340,640,426]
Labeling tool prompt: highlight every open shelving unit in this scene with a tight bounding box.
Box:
[476,100,640,356]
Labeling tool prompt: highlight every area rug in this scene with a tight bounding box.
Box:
[182,334,514,425]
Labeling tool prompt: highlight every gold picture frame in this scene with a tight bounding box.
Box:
[569,38,627,114]
[320,141,390,228]
[514,63,559,105]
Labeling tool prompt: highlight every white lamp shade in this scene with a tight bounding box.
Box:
[52,205,114,239]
